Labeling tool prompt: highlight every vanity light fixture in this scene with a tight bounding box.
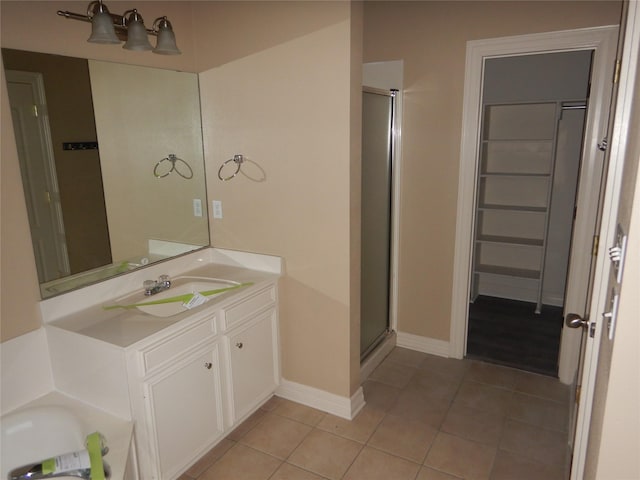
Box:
[57,0,181,55]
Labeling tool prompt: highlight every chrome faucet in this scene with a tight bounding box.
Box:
[144,274,171,296]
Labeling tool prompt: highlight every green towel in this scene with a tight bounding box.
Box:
[103,282,253,311]
[86,432,105,480]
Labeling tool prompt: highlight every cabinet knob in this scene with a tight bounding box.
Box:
[236,342,243,349]
[204,362,213,370]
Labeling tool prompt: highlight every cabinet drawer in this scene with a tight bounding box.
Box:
[141,316,217,375]
[222,285,276,331]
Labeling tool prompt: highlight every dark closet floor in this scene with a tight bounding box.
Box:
[466,295,564,377]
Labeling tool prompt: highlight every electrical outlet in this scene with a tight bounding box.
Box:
[193,199,202,217]
[212,200,223,219]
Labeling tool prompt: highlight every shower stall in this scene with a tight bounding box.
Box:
[360,87,397,360]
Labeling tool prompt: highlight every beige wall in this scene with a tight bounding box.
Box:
[363,1,623,341]
[193,2,361,397]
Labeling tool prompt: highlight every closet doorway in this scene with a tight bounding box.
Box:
[467,51,593,376]
[451,27,618,385]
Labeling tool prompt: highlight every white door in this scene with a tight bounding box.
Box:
[571,2,640,477]
[6,70,69,282]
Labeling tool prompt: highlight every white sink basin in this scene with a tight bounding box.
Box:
[108,276,242,318]
[1,406,87,479]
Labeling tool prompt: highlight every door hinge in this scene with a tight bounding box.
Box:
[592,235,599,256]
[598,137,608,152]
[31,104,39,118]
[575,385,581,405]
[44,191,51,204]
[613,59,622,84]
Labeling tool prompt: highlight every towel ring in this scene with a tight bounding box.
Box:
[154,154,193,179]
[218,154,245,181]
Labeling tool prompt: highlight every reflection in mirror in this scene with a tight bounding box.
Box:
[3,49,209,298]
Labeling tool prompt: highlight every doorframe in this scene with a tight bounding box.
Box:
[449,25,619,384]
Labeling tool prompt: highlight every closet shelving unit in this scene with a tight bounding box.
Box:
[471,102,560,314]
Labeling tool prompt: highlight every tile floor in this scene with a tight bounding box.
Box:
[178,347,571,480]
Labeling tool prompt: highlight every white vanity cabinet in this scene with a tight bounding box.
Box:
[42,249,283,480]
[126,283,280,480]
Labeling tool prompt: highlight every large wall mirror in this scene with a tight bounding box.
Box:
[3,49,209,299]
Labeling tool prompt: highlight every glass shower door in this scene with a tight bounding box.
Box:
[361,89,394,359]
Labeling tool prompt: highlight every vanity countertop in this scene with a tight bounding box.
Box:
[47,262,280,349]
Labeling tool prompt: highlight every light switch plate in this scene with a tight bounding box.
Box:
[212,200,223,219]
[193,199,202,217]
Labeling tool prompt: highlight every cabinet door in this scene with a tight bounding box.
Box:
[227,309,278,422]
[144,344,225,479]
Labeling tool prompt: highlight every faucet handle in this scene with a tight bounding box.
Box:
[143,279,156,292]
[158,274,171,286]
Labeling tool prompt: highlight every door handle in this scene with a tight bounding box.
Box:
[565,313,588,329]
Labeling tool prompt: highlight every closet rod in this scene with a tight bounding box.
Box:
[562,105,586,110]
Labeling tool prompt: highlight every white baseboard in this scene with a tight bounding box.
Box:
[276,379,365,420]
[396,331,450,358]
